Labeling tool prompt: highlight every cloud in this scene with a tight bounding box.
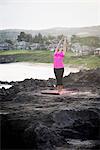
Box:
[0,0,99,29]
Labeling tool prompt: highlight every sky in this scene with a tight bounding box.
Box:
[0,0,100,30]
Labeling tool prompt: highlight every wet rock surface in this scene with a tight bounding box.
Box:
[0,68,100,150]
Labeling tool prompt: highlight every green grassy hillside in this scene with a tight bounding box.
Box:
[0,50,100,69]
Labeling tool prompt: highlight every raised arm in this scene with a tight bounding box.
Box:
[63,37,67,54]
[55,37,64,52]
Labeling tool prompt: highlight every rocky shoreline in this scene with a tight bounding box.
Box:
[0,68,100,150]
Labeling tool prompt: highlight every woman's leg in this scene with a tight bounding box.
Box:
[58,68,64,92]
[54,68,59,90]
[54,68,64,92]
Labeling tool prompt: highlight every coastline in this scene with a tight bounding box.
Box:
[0,68,100,150]
[0,62,81,83]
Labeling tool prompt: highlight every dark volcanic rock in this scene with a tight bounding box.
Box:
[63,68,100,86]
[0,68,100,150]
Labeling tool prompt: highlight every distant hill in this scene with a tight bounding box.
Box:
[0,26,100,41]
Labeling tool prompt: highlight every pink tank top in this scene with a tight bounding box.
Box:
[54,51,64,68]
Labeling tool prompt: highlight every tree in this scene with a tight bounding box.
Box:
[33,33,44,43]
[5,39,13,45]
[17,32,33,43]
[38,33,43,43]
[47,35,55,41]
[57,34,64,40]
[26,34,32,43]
[33,35,38,43]
[71,35,78,43]
[17,32,26,42]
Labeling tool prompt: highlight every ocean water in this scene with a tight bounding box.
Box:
[0,62,79,88]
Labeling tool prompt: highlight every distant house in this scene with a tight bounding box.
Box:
[0,43,8,50]
[30,43,40,50]
[48,43,57,50]
[38,44,47,50]
[14,41,47,50]
[0,42,13,50]
[71,43,94,56]
[94,48,100,56]
[30,43,47,50]
[14,41,29,50]
[81,45,94,55]
[71,43,81,55]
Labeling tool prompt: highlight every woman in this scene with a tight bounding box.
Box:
[53,37,67,93]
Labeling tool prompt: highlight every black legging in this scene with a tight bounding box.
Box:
[54,68,64,86]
